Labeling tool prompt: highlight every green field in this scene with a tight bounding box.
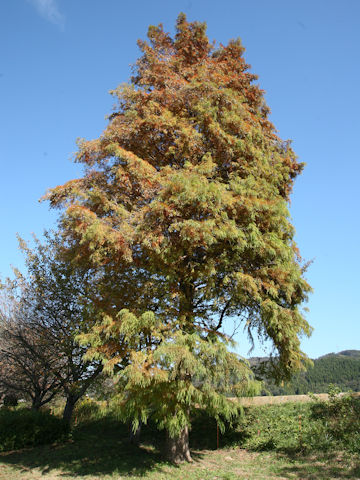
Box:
[0,420,359,480]
[1,395,360,480]
[1,445,359,480]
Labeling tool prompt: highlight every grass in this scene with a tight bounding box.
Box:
[0,412,359,480]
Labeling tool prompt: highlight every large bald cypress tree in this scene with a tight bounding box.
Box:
[46,14,312,462]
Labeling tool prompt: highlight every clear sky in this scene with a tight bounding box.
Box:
[1,0,359,359]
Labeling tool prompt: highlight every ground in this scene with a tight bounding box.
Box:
[0,416,359,480]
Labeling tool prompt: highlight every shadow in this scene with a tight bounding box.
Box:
[277,451,360,479]
[0,416,210,477]
[190,410,250,451]
[2,415,359,479]
[0,417,168,477]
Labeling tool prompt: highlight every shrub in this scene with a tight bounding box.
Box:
[73,397,106,424]
[0,408,69,452]
[2,394,18,407]
[236,393,360,454]
[237,402,319,452]
[309,390,360,453]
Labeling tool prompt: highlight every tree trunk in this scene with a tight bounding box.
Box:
[129,420,142,445]
[165,426,192,463]
[31,393,42,410]
[63,394,78,424]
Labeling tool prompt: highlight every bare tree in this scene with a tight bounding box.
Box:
[0,297,63,409]
[0,232,103,422]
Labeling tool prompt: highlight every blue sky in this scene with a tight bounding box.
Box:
[1,0,359,359]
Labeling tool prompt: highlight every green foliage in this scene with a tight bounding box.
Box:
[237,402,316,451]
[97,309,261,439]
[0,412,359,480]
[0,408,69,452]
[256,350,360,395]
[3,394,18,407]
[0,400,359,478]
[310,390,360,453]
[236,394,360,453]
[73,397,107,424]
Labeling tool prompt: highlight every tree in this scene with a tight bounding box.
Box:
[1,233,103,422]
[45,14,312,461]
[0,293,63,410]
[80,309,259,462]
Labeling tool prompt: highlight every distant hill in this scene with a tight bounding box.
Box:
[321,350,360,359]
[250,350,360,395]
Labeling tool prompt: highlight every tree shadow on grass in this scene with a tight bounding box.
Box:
[0,416,207,478]
[190,410,250,451]
[276,451,360,479]
[0,417,162,477]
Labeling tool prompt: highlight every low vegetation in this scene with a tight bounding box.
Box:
[237,390,360,454]
[0,407,69,452]
[0,390,359,479]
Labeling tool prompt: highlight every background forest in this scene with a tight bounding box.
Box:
[253,350,360,395]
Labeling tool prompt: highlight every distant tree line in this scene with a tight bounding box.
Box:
[252,351,360,395]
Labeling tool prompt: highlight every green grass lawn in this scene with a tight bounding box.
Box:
[0,415,359,480]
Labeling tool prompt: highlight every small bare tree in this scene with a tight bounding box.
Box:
[0,232,103,422]
[0,297,63,409]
